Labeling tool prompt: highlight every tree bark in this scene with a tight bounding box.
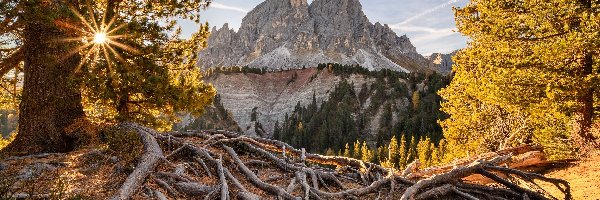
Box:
[573,51,598,150]
[571,0,599,152]
[5,2,85,154]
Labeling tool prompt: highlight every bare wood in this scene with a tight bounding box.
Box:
[156,171,191,183]
[311,176,395,199]
[402,159,421,177]
[287,177,298,193]
[223,145,300,200]
[217,155,230,200]
[153,190,168,200]
[401,156,511,200]
[307,169,320,190]
[409,145,549,180]
[112,126,571,200]
[184,162,200,176]
[174,163,187,175]
[166,144,188,158]
[452,187,481,200]
[155,178,179,197]
[237,191,261,200]
[296,171,311,200]
[174,182,213,196]
[204,187,220,200]
[246,159,270,167]
[110,123,165,200]
[195,156,213,177]
[211,134,388,174]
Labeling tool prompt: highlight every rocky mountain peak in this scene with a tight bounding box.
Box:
[290,0,308,7]
[199,0,437,72]
[427,50,458,75]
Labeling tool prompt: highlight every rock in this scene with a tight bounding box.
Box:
[17,163,57,180]
[12,193,30,199]
[426,50,458,75]
[207,68,372,136]
[110,156,119,163]
[85,149,104,158]
[199,0,435,73]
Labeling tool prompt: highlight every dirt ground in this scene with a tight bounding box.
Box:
[0,148,128,199]
[541,153,600,200]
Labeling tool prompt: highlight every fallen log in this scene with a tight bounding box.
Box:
[407,145,572,182]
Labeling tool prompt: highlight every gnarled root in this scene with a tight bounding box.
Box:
[111,124,571,200]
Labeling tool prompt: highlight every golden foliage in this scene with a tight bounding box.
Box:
[441,0,600,161]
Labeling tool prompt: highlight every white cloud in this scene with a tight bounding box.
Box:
[210,2,249,13]
[390,24,457,42]
[390,24,461,55]
[389,25,455,34]
[411,30,458,43]
[395,0,463,26]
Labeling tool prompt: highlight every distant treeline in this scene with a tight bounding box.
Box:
[203,63,414,79]
[272,65,451,169]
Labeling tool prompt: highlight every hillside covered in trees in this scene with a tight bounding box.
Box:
[270,64,450,169]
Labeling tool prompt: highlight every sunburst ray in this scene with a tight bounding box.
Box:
[57,4,140,74]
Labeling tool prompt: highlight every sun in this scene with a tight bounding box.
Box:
[56,5,140,73]
[93,32,108,44]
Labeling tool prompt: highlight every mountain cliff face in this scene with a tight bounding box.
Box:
[201,68,372,136]
[199,0,433,72]
[427,51,457,75]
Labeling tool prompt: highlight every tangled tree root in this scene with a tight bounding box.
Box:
[111,123,571,200]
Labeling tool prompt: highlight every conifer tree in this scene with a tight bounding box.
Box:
[398,135,407,168]
[376,145,387,165]
[411,91,421,111]
[407,136,418,163]
[442,0,599,159]
[417,137,433,167]
[388,136,400,168]
[343,143,351,158]
[353,140,362,159]
[1,0,215,153]
[361,141,372,162]
[325,148,335,156]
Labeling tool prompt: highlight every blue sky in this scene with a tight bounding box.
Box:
[181,0,468,55]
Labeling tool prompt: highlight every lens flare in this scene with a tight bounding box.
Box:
[56,5,140,73]
[93,32,108,44]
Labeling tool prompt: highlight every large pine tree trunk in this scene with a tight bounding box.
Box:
[4,3,85,154]
[571,0,598,151]
[573,52,598,150]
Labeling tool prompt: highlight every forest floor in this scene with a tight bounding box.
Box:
[0,135,595,199]
[541,152,600,200]
[0,147,128,199]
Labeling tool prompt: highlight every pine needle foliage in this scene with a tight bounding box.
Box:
[441,0,600,160]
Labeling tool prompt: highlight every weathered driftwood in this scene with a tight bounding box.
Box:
[216,155,230,200]
[109,124,571,200]
[223,145,300,200]
[110,123,164,200]
[173,182,213,196]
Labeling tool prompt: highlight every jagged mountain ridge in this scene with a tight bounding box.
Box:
[427,50,458,75]
[199,0,435,72]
